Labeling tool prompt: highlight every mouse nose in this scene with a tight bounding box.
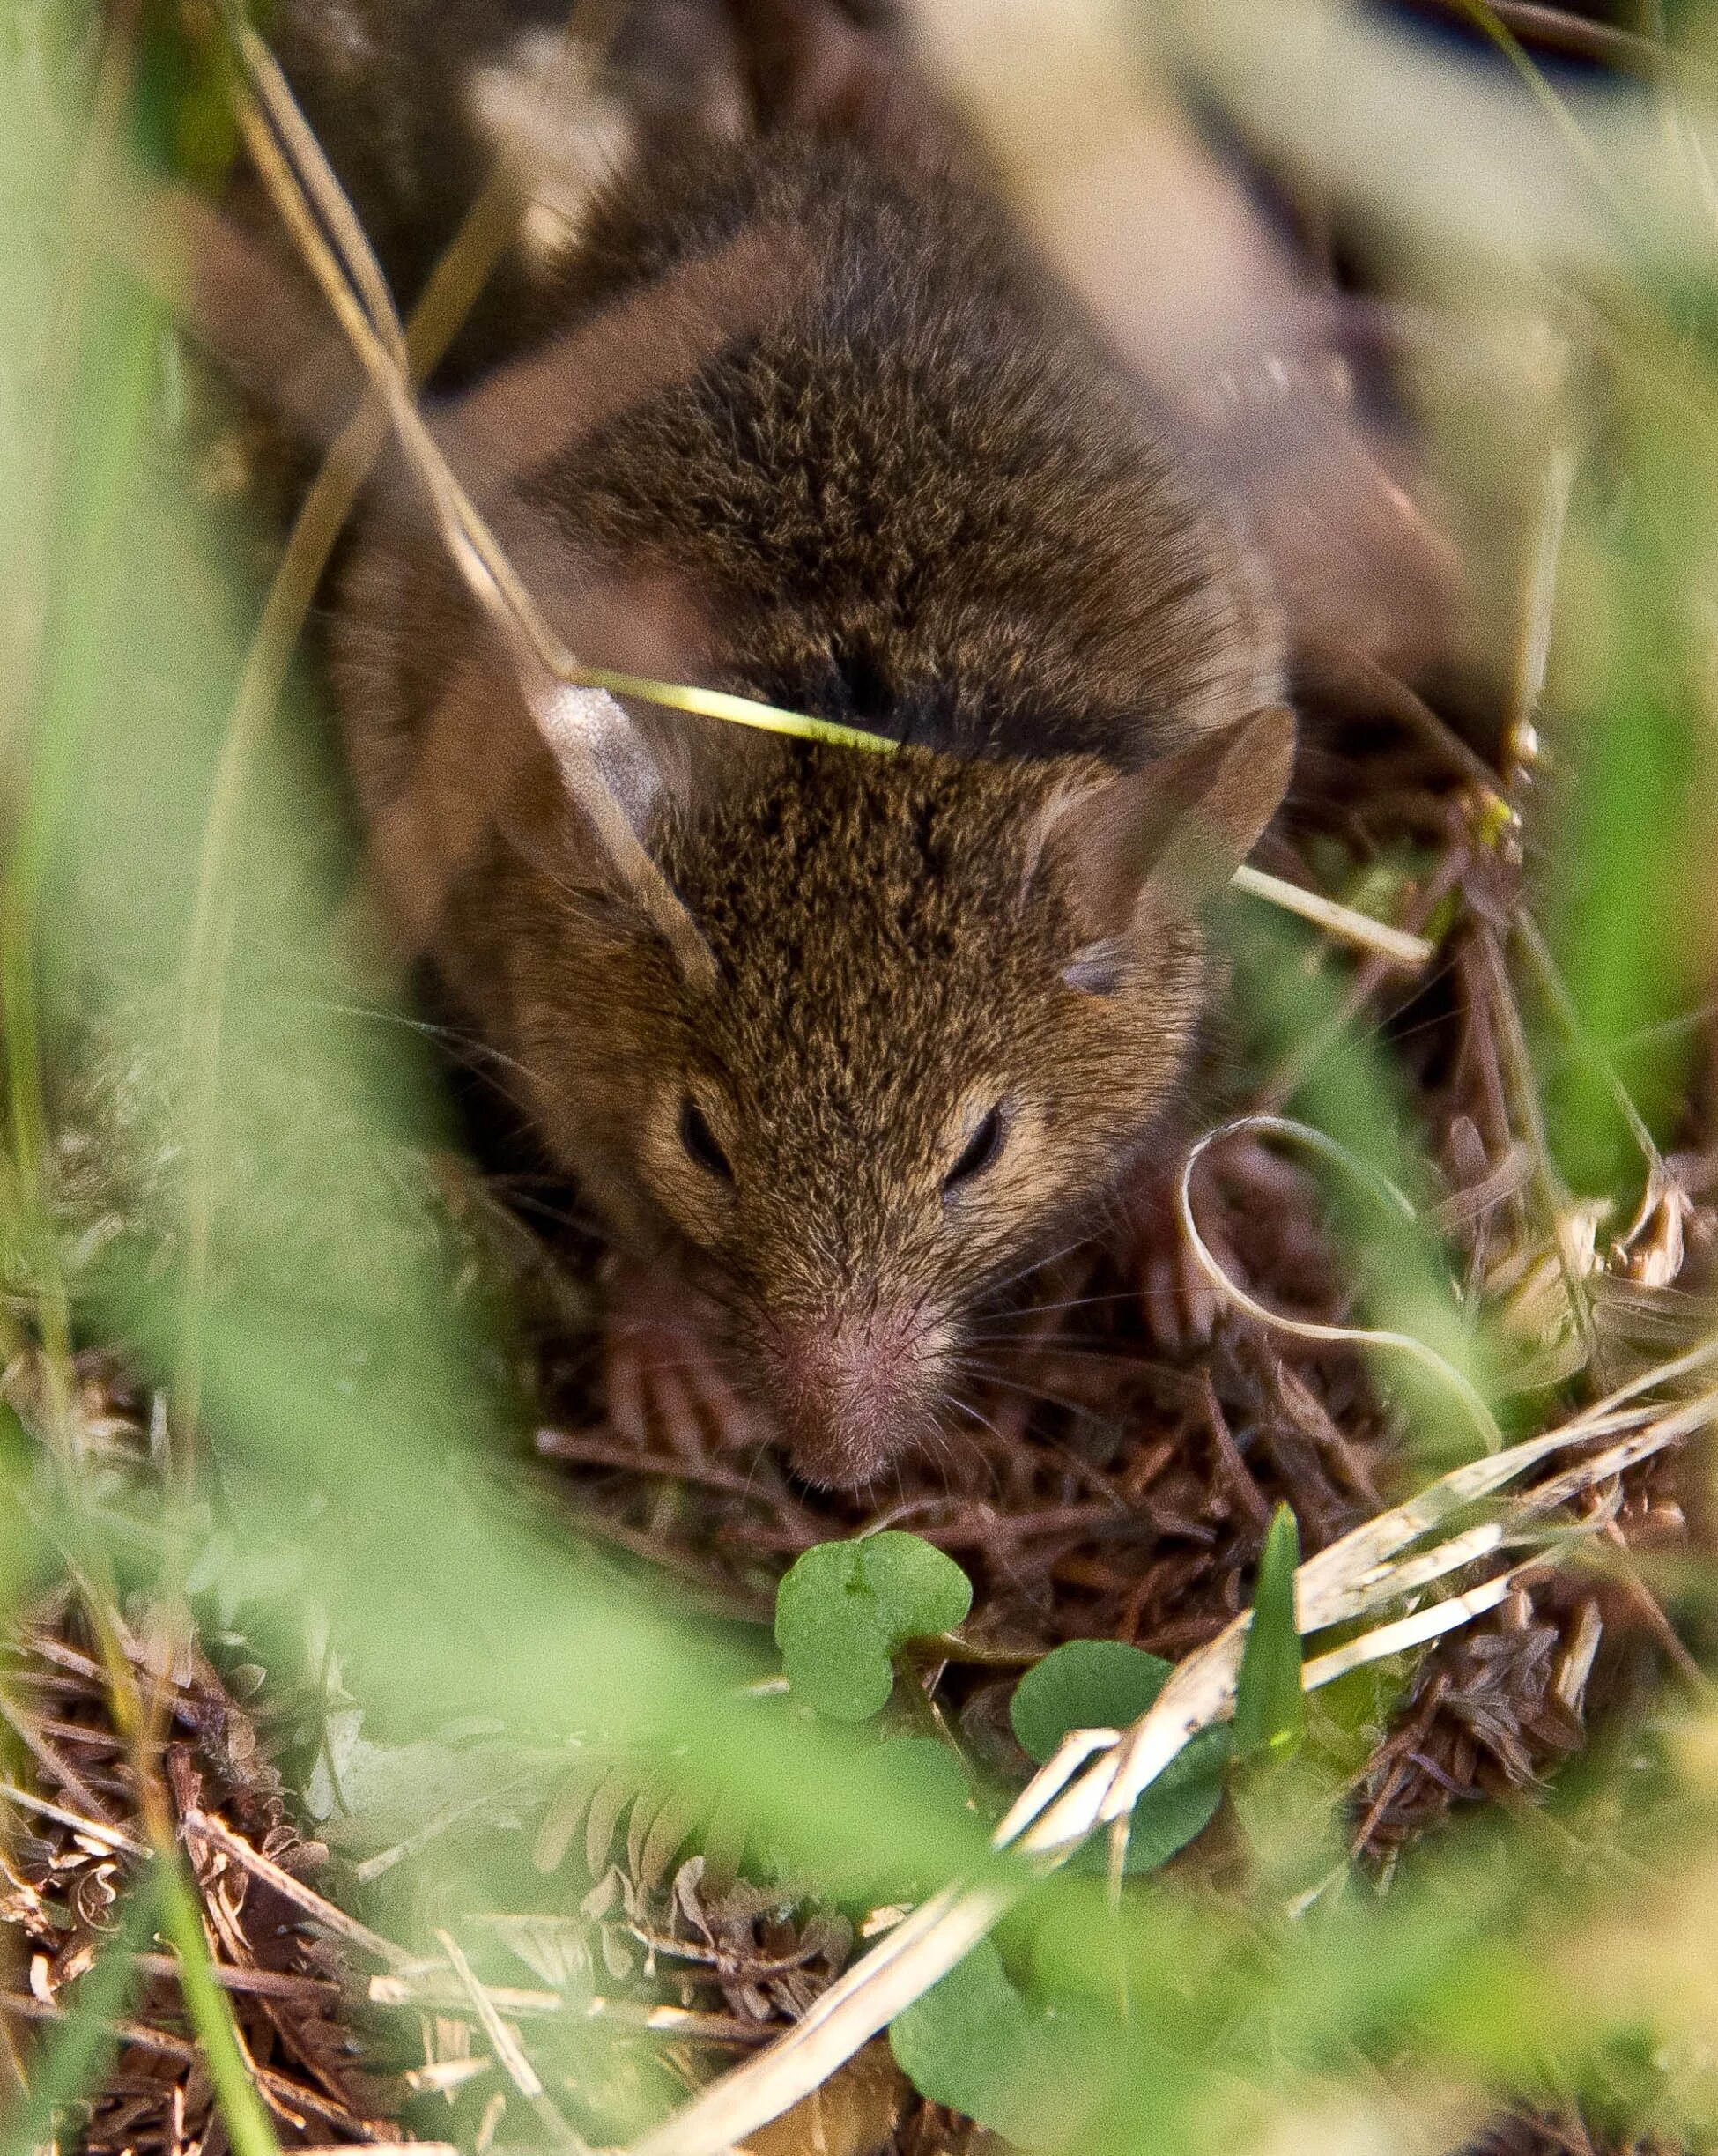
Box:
[765,1301,951,1489]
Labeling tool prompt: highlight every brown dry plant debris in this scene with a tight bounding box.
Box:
[1463,2113,1686,2156]
[0,1574,400,2151]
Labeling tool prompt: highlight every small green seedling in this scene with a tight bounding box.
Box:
[774,1532,973,1721]
[1010,1639,1228,1874]
[1233,1503,1306,1767]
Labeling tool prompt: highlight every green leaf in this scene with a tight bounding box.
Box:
[1010,1640,1228,1873]
[1233,1504,1306,1766]
[889,1937,1040,2134]
[774,1532,973,1722]
[1010,1639,1170,1762]
[891,1937,1108,2145]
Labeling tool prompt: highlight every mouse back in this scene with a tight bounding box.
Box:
[503,136,1281,767]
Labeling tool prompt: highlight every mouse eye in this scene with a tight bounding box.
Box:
[679,1097,734,1182]
[944,1104,1007,1191]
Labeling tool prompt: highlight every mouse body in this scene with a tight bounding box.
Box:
[282,0,1295,1484]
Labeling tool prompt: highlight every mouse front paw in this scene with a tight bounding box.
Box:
[601,1259,769,1463]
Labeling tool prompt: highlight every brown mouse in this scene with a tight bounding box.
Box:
[216,0,1294,1486]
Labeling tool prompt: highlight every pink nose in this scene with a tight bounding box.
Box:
[767,1305,946,1489]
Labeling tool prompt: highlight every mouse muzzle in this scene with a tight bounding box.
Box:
[760,1300,953,1490]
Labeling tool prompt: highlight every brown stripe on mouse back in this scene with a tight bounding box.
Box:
[432,211,821,526]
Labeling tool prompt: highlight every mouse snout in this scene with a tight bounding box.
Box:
[763,1300,952,1490]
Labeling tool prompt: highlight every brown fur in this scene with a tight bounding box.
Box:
[304,0,1294,1484]
[515,131,1277,755]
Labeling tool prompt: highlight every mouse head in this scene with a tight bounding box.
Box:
[503,701,1293,1486]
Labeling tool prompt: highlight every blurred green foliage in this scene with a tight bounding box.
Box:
[2,1,1717,2152]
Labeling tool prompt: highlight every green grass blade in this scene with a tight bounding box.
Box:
[155,1852,281,2156]
[1233,1505,1306,1767]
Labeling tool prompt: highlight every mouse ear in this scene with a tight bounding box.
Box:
[500,678,726,987]
[504,677,793,985]
[1037,704,1296,939]
[529,679,792,859]
[497,681,665,889]
[534,682,673,842]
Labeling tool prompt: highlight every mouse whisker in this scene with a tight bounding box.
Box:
[977,1239,1100,1303]
[966,1287,1149,1328]
[952,1360,1116,1433]
[953,1395,1131,1516]
[492,1195,590,1235]
[280,989,546,1089]
[931,1425,979,1505]
[922,1421,973,1505]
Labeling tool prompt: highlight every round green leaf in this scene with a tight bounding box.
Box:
[891,1939,1107,2145]
[889,1937,1036,2130]
[1010,1640,1229,1874]
[1104,1724,1230,1874]
[774,1532,974,1722]
[1010,1640,1174,1763]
